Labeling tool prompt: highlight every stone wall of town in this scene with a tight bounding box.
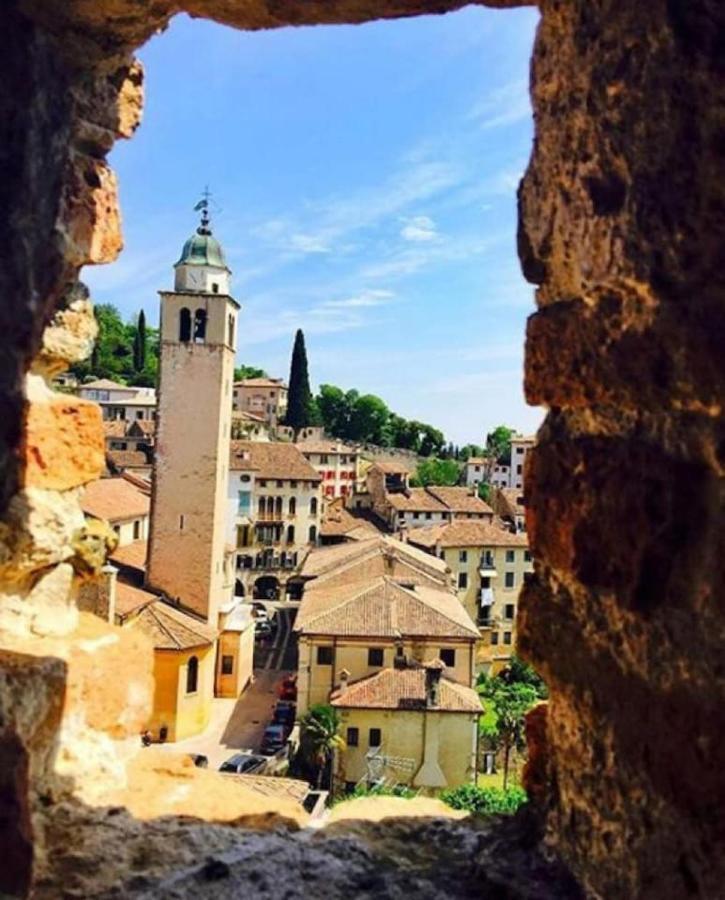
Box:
[1,0,723,898]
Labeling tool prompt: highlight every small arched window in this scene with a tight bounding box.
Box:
[193,308,207,343]
[287,525,295,544]
[179,307,191,342]
[289,497,296,515]
[309,525,317,544]
[258,497,266,517]
[310,497,318,516]
[186,656,199,694]
[275,497,283,518]
[228,313,235,348]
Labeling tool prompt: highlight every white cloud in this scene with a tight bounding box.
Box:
[320,289,395,310]
[290,233,330,254]
[400,215,437,242]
[468,78,531,131]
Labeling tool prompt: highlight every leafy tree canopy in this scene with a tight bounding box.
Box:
[410,457,461,487]
[440,784,527,817]
[71,304,158,387]
[485,425,516,465]
[234,364,268,381]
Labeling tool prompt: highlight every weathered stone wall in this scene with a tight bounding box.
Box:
[517,1,725,897]
[2,0,724,898]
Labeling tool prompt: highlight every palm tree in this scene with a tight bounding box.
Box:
[299,704,346,790]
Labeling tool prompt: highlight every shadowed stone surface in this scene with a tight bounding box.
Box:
[1,0,724,898]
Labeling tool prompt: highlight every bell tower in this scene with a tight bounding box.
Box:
[146,196,239,626]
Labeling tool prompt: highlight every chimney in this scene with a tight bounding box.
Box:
[100,563,117,624]
[425,659,445,708]
[338,668,350,691]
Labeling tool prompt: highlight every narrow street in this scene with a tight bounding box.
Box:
[158,605,298,770]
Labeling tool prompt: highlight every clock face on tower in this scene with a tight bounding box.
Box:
[185,268,203,291]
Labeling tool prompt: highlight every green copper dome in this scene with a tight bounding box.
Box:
[174,228,230,270]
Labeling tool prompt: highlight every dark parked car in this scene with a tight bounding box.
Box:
[260,724,287,755]
[188,754,209,769]
[272,701,296,727]
[219,753,267,775]
[255,620,273,639]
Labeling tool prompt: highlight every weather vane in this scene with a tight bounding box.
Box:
[194,186,213,234]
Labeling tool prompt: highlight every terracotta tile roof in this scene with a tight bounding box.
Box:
[320,506,380,539]
[133,600,217,650]
[369,461,414,475]
[80,378,133,390]
[495,488,526,517]
[229,441,321,480]
[299,536,448,584]
[107,450,151,471]
[103,420,128,439]
[466,457,488,466]
[425,486,493,514]
[81,477,150,522]
[231,410,268,424]
[407,519,528,550]
[386,488,448,513]
[296,575,478,639]
[127,419,156,437]
[110,538,148,572]
[234,377,286,388]
[120,472,152,495]
[115,581,157,619]
[296,440,357,455]
[331,667,481,713]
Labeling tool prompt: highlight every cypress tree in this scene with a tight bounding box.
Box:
[133,310,146,372]
[286,329,313,436]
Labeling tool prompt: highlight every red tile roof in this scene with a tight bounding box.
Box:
[81,477,149,522]
[229,441,321,480]
[407,519,528,550]
[331,667,481,713]
[133,601,217,650]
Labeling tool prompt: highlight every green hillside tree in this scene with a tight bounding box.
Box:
[285,329,315,436]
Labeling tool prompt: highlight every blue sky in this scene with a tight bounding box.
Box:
[83,6,542,445]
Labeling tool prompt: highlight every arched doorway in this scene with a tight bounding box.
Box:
[253,575,279,600]
[234,579,245,598]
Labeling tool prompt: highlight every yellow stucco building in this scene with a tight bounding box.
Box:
[408,520,533,675]
[331,663,481,792]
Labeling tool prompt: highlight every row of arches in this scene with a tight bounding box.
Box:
[179,307,206,343]
[257,496,318,518]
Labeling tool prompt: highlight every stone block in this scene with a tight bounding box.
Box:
[61,155,122,266]
[23,395,104,491]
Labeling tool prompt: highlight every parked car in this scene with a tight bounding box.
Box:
[219,753,267,775]
[272,701,296,727]
[251,602,276,623]
[278,675,298,701]
[260,723,288,755]
[255,620,273,639]
[188,753,209,769]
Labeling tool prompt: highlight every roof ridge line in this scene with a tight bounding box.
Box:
[397,584,479,636]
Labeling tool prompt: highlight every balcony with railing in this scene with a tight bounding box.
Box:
[479,553,497,576]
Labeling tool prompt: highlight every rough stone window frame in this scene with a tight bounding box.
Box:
[2,3,721,899]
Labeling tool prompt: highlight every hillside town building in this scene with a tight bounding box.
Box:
[509,435,535,490]
[407,519,532,674]
[294,536,480,790]
[232,377,288,426]
[296,440,360,499]
[78,378,157,421]
[227,440,322,599]
[81,475,150,546]
[365,463,494,532]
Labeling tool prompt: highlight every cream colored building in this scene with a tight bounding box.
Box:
[508,435,536,490]
[296,440,360,500]
[232,377,288,426]
[227,440,322,599]
[366,462,494,532]
[408,520,533,675]
[79,378,157,422]
[81,475,150,546]
[294,537,479,714]
[331,664,481,792]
